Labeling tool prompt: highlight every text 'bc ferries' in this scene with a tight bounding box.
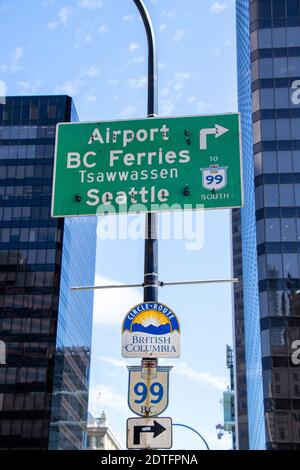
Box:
[51,114,243,217]
[122,302,180,358]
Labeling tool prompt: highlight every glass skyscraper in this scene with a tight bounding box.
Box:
[235,0,300,450]
[0,95,96,449]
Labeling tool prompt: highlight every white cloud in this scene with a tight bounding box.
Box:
[98,24,107,34]
[173,29,185,43]
[59,6,73,25]
[162,10,176,18]
[158,62,167,70]
[174,362,228,391]
[159,24,167,32]
[85,94,98,102]
[131,55,145,64]
[7,47,23,73]
[0,2,7,12]
[174,82,185,92]
[160,71,191,116]
[213,47,221,57]
[187,96,197,104]
[161,86,171,98]
[196,100,214,113]
[123,14,134,23]
[119,105,138,118]
[1,46,24,74]
[96,356,127,369]
[84,65,99,77]
[47,21,58,29]
[210,2,227,15]
[84,34,94,43]
[17,80,42,93]
[129,42,140,52]
[161,101,174,116]
[54,78,82,96]
[204,431,233,451]
[78,0,104,9]
[108,78,119,86]
[175,72,192,81]
[88,383,127,416]
[127,75,147,89]
[93,274,140,326]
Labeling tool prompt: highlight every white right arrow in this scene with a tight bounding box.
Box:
[199,124,229,150]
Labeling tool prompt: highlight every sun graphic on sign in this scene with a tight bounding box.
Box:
[131,310,171,334]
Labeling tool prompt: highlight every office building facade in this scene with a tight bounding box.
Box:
[0,95,96,449]
[235,0,300,450]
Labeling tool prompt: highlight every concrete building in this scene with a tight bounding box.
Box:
[86,413,122,450]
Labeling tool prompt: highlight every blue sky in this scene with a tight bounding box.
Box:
[1,0,238,450]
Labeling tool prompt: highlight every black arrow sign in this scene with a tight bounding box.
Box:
[133,420,166,445]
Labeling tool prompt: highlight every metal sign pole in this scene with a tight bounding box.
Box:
[133,0,158,305]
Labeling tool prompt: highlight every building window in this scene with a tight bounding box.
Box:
[259,0,272,18]
[262,119,276,140]
[263,151,277,173]
[274,57,288,78]
[264,184,279,206]
[272,27,286,47]
[258,28,272,48]
[287,26,300,46]
[279,184,294,206]
[278,151,292,173]
[278,427,285,440]
[288,57,300,77]
[281,219,296,241]
[267,254,283,278]
[283,253,299,278]
[29,106,39,120]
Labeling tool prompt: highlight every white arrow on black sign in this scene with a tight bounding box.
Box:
[134,420,166,445]
[127,417,172,449]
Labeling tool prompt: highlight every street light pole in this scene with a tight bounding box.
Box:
[133,0,158,303]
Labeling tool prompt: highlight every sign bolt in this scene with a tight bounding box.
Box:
[74,194,81,202]
[183,185,190,196]
[184,129,191,145]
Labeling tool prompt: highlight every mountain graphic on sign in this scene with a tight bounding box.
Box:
[131,323,171,335]
[131,310,171,335]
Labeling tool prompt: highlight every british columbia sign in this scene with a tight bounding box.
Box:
[51,113,243,217]
[121,302,180,358]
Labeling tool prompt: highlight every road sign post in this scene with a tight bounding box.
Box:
[127,417,172,449]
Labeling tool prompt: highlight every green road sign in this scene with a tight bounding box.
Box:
[51,113,243,217]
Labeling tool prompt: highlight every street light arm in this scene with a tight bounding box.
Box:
[133,0,159,304]
[173,423,210,450]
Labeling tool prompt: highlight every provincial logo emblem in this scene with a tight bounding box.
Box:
[121,302,180,358]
